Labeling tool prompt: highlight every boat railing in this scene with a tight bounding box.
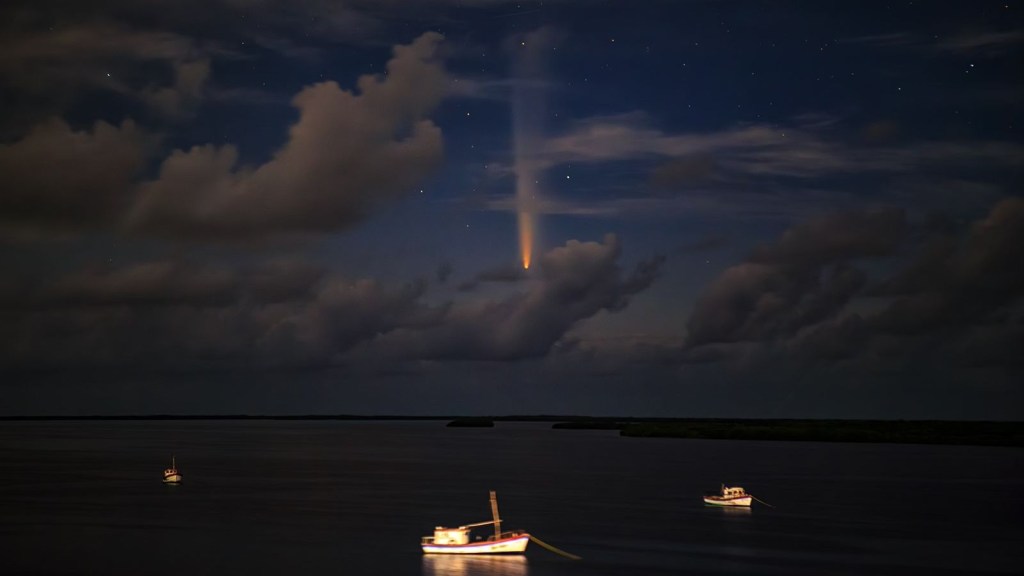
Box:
[421,536,435,544]
[487,530,526,541]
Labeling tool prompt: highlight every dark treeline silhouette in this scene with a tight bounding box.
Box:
[2,415,1021,446]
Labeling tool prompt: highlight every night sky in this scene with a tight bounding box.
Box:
[1,1,1021,418]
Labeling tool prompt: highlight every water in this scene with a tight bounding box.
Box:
[1,421,1021,575]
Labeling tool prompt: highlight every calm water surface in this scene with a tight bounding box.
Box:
[1,421,1022,575]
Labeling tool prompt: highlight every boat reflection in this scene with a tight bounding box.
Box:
[422,554,528,576]
[719,506,752,516]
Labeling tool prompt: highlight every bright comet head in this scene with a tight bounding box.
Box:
[518,210,534,271]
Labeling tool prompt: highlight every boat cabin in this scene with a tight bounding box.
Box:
[430,526,471,545]
[721,485,747,497]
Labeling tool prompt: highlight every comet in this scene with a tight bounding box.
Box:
[511,30,549,271]
[513,94,538,270]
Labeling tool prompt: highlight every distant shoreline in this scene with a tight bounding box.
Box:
[4,414,1021,422]
[2,415,1021,447]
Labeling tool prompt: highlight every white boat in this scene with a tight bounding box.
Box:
[162,456,182,484]
[703,484,751,507]
[421,491,530,555]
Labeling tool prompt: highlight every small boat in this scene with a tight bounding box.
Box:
[162,456,182,484]
[704,484,752,507]
[421,491,530,555]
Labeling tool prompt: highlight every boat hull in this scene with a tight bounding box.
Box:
[422,534,530,555]
[163,474,182,484]
[704,496,751,507]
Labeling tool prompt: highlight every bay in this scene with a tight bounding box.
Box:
[1,421,1021,575]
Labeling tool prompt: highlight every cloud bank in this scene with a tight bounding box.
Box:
[0,236,662,370]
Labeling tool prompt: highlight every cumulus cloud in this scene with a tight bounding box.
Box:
[0,118,150,231]
[456,263,527,291]
[361,235,664,360]
[682,198,1024,380]
[129,32,448,238]
[19,258,325,310]
[1,27,451,238]
[0,235,664,370]
[685,207,907,348]
[869,197,1024,336]
[0,259,414,369]
[256,278,432,365]
[44,261,237,308]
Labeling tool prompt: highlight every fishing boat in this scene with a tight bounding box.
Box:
[703,484,751,507]
[421,491,530,554]
[162,456,182,484]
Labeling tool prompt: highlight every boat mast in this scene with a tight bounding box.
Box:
[489,490,501,539]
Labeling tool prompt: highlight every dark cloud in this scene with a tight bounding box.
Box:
[685,207,906,348]
[235,259,326,304]
[681,197,1024,394]
[356,235,664,361]
[0,0,520,128]
[0,235,664,370]
[0,261,417,370]
[44,261,237,308]
[128,32,448,239]
[748,207,907,268]
[0,21,198,87]
[869,197,1024,335]
[0,20,213,131]
[256,278,432,366]
[0,118,151,231]
[5,258,324,311]
[456,263,527,291]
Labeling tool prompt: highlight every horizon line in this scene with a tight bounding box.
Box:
[1,414,1021,423]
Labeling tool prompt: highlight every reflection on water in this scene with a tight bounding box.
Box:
[717,506,752,515]
[422,554,528,576]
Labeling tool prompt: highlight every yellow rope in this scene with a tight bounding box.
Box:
[529,535,582,560]
[752,496,775,508]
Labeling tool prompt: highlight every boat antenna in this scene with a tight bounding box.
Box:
[489,490,501,540]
